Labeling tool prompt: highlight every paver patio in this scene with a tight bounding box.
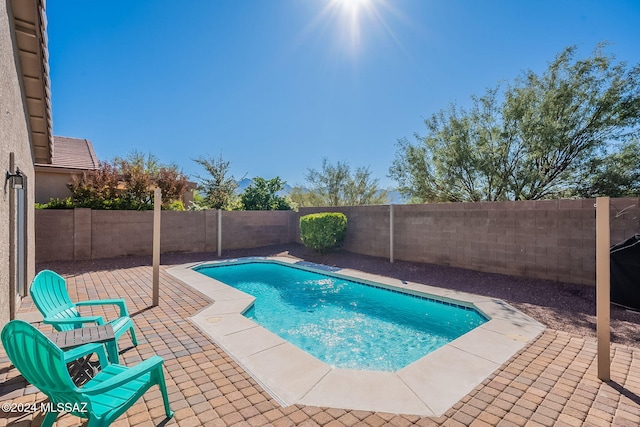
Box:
[1,252,639,426]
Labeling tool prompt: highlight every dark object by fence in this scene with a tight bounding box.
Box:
[610,234,640,311]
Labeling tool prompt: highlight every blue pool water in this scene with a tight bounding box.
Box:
[195,261,487,371]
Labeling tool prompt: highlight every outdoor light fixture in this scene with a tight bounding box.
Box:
[5,168,25,190]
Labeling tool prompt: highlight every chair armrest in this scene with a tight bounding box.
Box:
[82,356,165,395]
[75,299,129,316]
[45,316,105,326]
[63,343,109,367]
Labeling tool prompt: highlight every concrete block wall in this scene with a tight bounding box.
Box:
[393,200,596,284]
[297,198,639,286]
[74,209,92,260]
[35,210,74,262]
[221,210,293,250]
[91,210,154,259]
[296,206,391,258]
[161,211,208,254]
[34,198,639,285]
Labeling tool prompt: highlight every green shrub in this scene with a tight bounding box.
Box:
[299,212,347,252]
[165,200,185,211]
[35,198,74,209]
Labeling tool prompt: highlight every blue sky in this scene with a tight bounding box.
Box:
[47,0,640,188]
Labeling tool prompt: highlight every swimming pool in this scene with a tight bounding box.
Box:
[195,261,487,371]
[169,257,545,415]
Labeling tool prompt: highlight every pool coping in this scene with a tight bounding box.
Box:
[167,257,546,416]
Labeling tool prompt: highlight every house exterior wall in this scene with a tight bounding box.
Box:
[34,168,77,203]
[1,0,37,327]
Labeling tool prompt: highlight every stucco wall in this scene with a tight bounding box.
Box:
[34,169,76,203]
[0,0,37,327]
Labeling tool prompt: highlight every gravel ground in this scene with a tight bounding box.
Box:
[39,243,640,349]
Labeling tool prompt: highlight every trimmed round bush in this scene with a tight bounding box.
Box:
[299,212,347,252]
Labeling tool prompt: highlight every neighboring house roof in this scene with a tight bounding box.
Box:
[10,0,53,164]
[36,136,100,170]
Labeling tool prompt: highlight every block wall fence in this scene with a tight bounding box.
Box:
[35,198,639,285]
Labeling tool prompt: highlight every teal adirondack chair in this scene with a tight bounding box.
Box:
[30,269,138,363]
[1,320,173,427]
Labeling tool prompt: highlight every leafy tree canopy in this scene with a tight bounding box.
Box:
[193,154,243,210]
[292,158,388,207]
[240,177,294,210]
[390,44,640,202]
[68,151,189,210]
[572,139,640,198]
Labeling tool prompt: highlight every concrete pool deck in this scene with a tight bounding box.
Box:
[167,256,546,416]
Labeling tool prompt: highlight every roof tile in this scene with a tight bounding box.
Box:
[46,136,100,170]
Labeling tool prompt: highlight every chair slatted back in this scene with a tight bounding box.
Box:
[1,320,77,394]
[30,270,80,331]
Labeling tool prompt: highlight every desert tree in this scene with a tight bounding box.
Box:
[193,154,243,210]
[240,177,293,210]
[572,139,640,198]
[390,44,640,202]
[292,158,388,207]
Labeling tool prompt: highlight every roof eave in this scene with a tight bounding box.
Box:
[34,163,97,173]
[10,0,53,164]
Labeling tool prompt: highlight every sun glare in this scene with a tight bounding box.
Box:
[334,0,372,12]
[296,0,406,58]
[331,0,375,52]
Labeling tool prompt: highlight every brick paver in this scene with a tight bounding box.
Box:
[1,258,639,426]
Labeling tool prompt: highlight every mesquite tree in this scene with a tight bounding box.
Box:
[390,44,640,202]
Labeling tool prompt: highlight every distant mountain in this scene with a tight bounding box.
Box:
[385,190,406,204]
[236,178,252,192]
[235,178,293,195]
[235,179,406,204]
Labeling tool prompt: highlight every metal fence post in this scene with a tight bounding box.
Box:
[152,188,161,306]
[390,204,394,263]
[596,196,610,381]
[218,209,222,257]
